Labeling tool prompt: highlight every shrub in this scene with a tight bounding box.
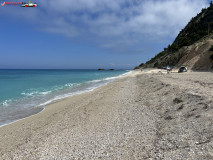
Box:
[210,53,213,60]
[139,63,144,67]
[154,62,159,68]
[209,45,213,51]
[134,66,139,70]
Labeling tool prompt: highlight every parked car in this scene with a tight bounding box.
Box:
[163,66,173,71]
[178,67,187,73]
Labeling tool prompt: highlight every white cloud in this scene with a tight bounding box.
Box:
[1,0,209,53]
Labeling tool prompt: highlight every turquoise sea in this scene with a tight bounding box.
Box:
[0,69,129,126]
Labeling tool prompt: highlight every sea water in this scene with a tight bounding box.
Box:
[0,69,129,126]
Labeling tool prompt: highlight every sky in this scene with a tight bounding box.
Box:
[0,0,211,69]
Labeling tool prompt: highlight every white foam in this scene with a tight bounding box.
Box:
[38,71,132,107]
[21,90,52,96]
[2,99,13,106]
[65,83,78,87]
[89,79,102,83]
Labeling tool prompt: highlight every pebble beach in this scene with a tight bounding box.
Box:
[0,70,212,159]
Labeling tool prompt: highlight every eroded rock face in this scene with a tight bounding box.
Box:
[144,35,213,71]
[177,38,213,70]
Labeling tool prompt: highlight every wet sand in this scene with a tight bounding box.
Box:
[0,70,212,159]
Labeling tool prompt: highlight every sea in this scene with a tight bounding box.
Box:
[0,69,129,127]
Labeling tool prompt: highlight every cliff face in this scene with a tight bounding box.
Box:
[144,35,213,70]
[136,2,213,71]
[177,36,213,70]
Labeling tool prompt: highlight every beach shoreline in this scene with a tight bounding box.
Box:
[0,70,212,159]
[0,71,131,128]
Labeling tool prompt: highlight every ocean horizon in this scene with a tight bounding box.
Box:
[0,69,129,127]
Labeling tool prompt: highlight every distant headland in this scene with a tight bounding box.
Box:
[98,68,114,71]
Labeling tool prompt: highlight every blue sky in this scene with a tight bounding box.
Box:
[0,0,211,69]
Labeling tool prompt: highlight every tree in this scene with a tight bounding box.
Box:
[171,44,179,52]
[139,63,144,67]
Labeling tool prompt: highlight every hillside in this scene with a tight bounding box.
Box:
[136,2,213,71]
